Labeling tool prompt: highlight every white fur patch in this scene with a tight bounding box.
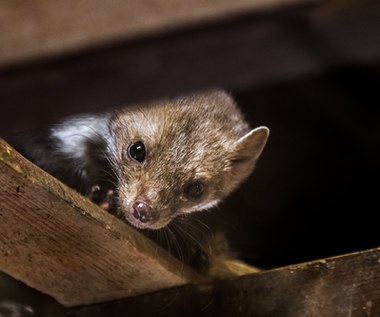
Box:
[51,114,111,159]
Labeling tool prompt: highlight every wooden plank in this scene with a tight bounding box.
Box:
[0,0,310,67]
[48,247,380,317]
[0,139,205,307]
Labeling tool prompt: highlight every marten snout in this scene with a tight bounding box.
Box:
[132,200,159,224]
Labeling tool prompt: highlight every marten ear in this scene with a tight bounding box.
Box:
[231,126,269,168]
[236,126,269,160]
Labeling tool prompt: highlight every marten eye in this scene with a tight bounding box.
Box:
[184,180,205,200]
[128,141,146,163]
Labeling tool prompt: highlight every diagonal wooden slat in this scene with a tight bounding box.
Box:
[0,139,205,307]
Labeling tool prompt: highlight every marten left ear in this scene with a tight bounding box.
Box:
[232,126,270,166]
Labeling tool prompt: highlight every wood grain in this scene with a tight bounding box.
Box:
[51,247,380,317]
[0,139,204,307]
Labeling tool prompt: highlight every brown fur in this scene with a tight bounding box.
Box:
[108,90,269,229]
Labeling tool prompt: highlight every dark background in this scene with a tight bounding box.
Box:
[0,0,379,314]
[204,64,380,268]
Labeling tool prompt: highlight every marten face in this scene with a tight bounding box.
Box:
[108,91,269,230]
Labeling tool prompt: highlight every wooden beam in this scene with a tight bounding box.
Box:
[0,139,204,307]
[50,247,380,317]
[0,0,310,67]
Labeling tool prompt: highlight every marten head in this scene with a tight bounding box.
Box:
[108,90,269,229]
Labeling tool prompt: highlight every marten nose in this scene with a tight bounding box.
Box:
[132,201,158,223]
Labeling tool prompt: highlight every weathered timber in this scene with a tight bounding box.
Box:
[48,247,380,317]
[0,139,205,307]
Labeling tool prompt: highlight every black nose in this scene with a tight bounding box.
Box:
[132,201,158,223]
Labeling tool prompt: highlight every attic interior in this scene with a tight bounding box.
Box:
[0,0,379,316]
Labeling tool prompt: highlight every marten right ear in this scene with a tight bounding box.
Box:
[230,127,269,173]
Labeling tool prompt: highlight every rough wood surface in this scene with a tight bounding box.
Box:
[0,139,204,307]
[0,0,309,66]
[50,247,380,317]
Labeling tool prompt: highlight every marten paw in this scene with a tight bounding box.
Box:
[88,185,115,211]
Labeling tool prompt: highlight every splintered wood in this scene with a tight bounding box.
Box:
[0,139,204,307]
